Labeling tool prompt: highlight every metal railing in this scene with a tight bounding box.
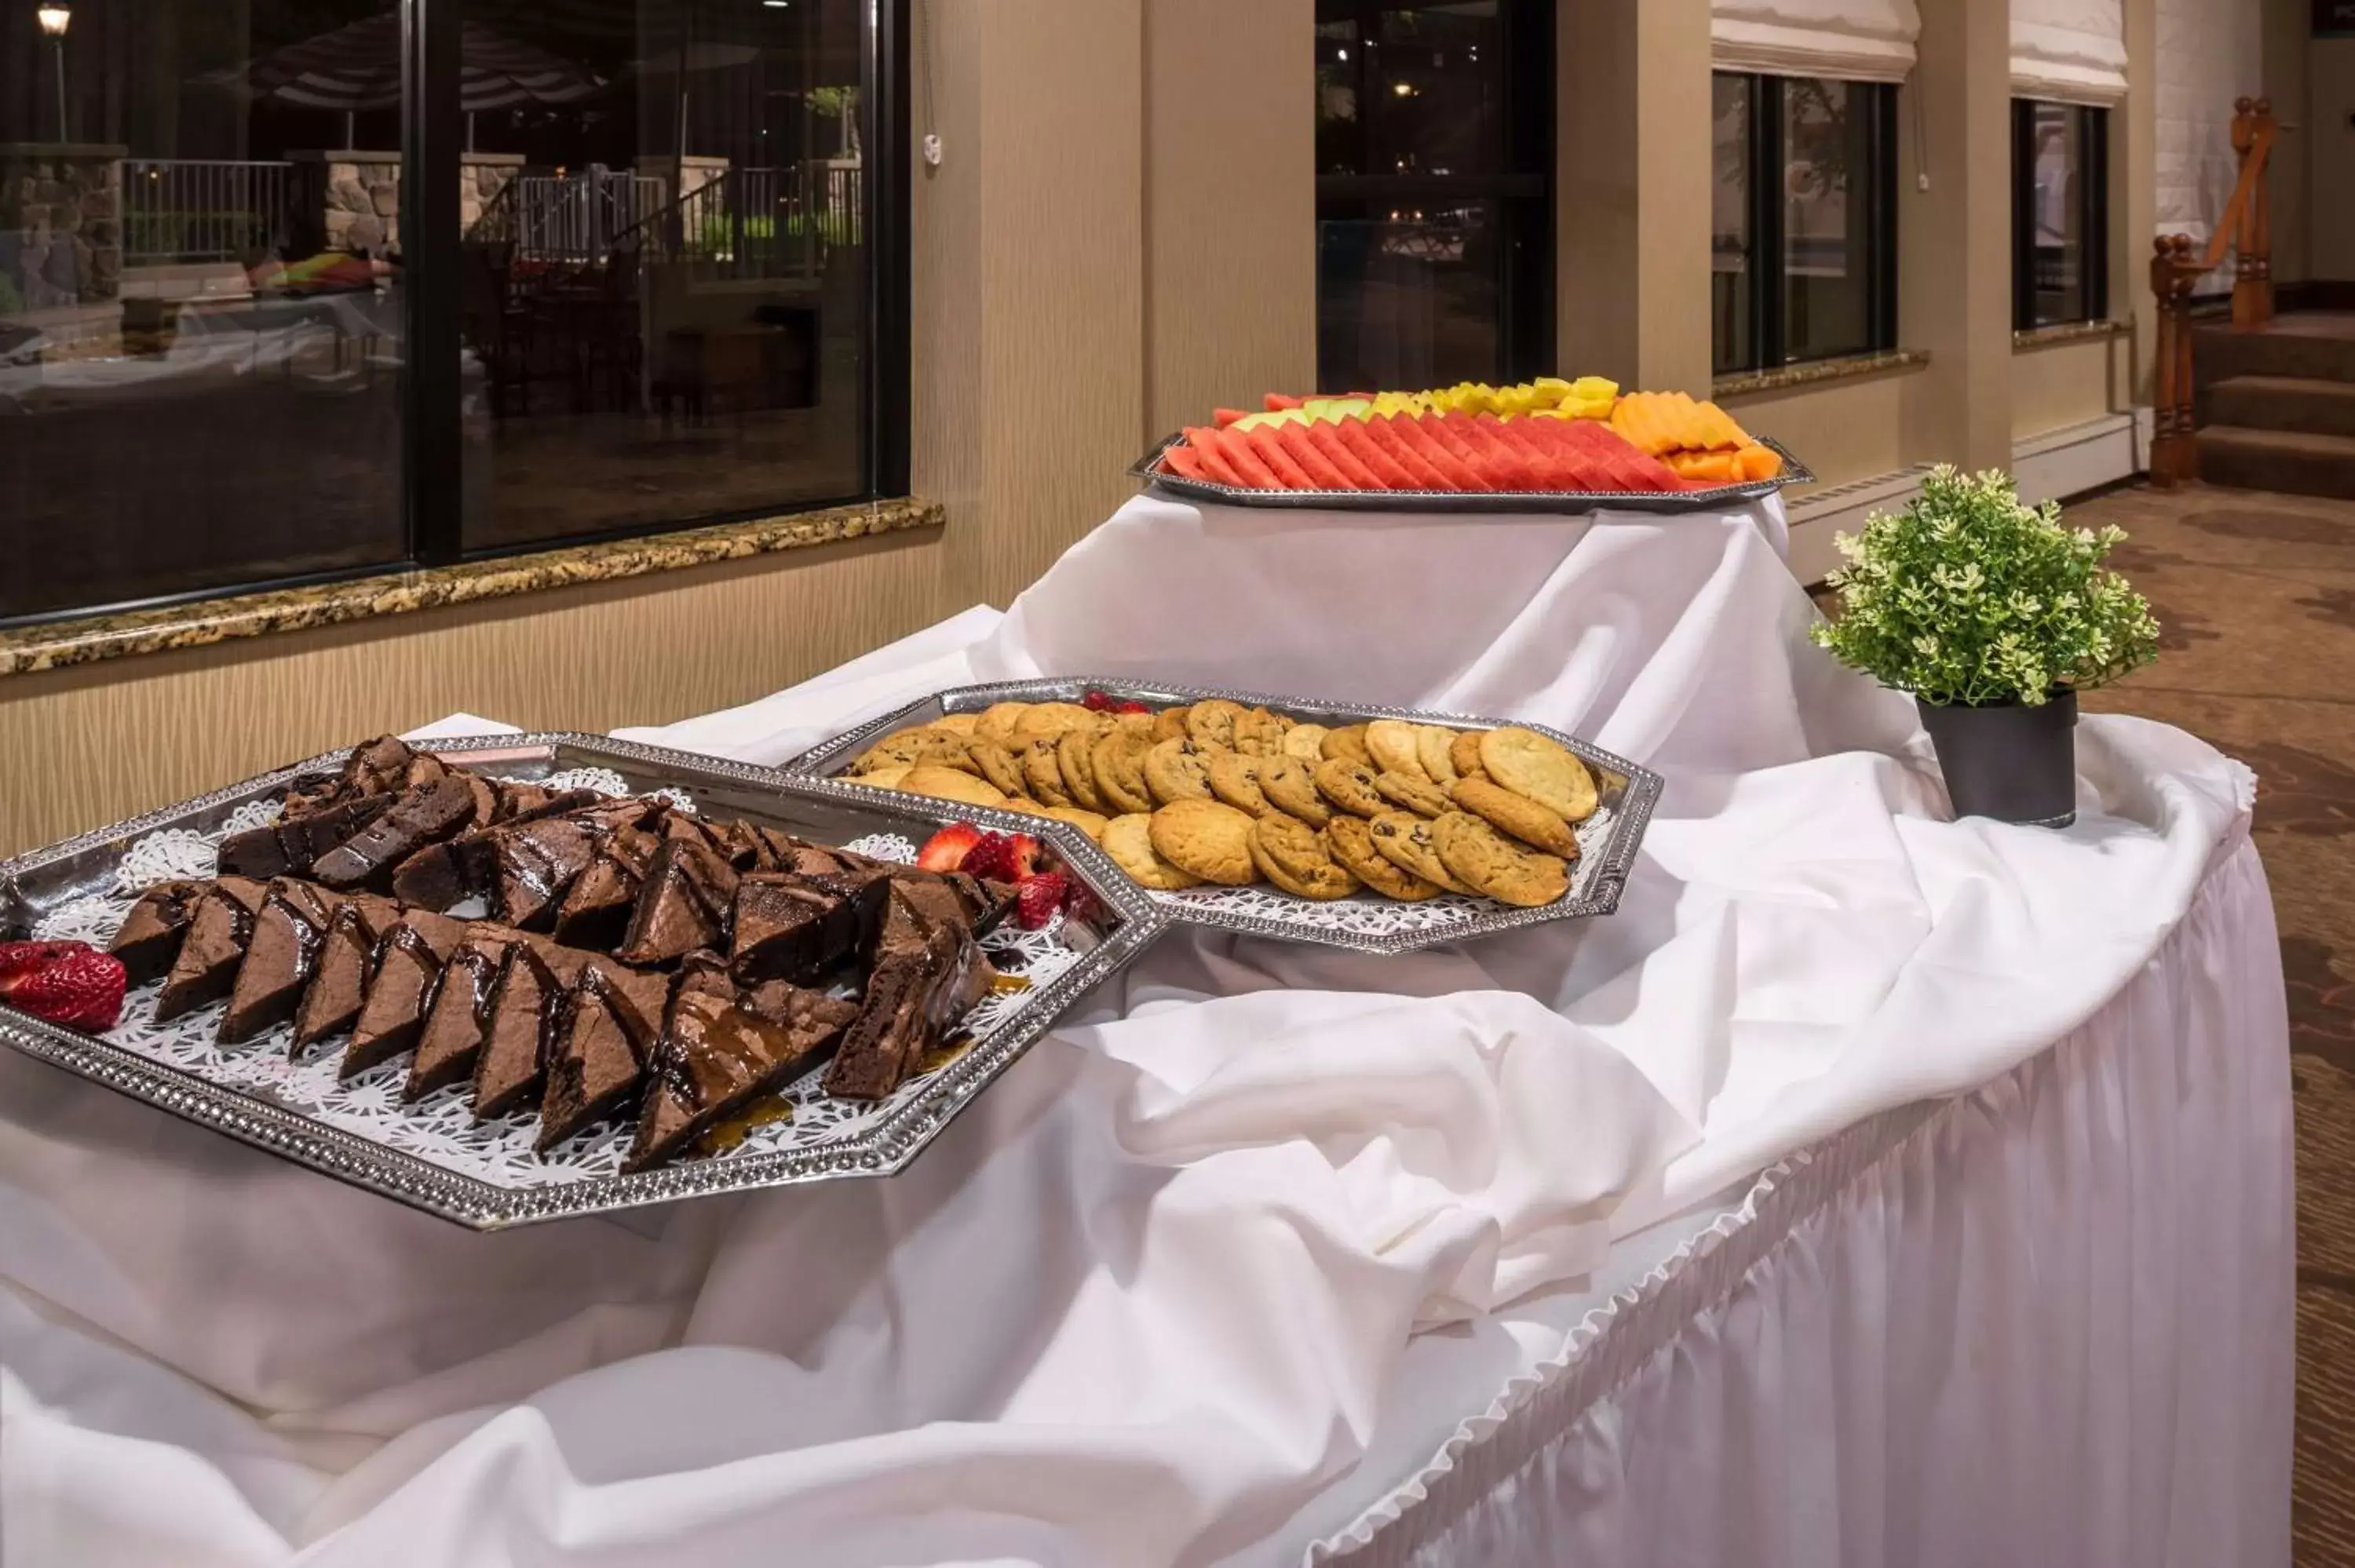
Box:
[509,169,668,264]
[122,159,293,264]
[614,161,864,279]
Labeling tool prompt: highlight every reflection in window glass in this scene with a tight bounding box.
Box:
[1712,75,1754,376]
[1317,207,1500,392]
[2025,101,2095,326]
[458,0,869,551]
[0,0,408,621]
[1782,78,1876,363]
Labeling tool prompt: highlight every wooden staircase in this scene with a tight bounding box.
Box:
[2193,315,2355,498]
[2149,97,2355,500]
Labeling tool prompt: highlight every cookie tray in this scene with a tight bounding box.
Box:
[1127,433,1813,516]
[0,735,1168,1230]
[784,680,1665,956]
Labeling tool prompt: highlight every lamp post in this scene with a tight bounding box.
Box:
[36,4,70,143]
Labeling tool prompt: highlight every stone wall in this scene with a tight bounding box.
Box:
[287,151,523,258]
[0,143,126,309]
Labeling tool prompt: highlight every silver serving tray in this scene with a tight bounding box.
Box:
[0,735,1167,1230]
[786,680,1663,956]
[1128,432,1813,515]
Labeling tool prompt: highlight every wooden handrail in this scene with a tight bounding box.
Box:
[2150,97,2277,487]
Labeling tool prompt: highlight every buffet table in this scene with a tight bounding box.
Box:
[0,495,2290,1564]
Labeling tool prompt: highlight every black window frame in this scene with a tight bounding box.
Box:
[1313,0,1555,393]
[2011,98,2109,331]
[1713,71,1900,378]
[2,0,911,630]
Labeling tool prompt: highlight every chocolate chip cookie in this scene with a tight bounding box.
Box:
[1207,751,1274,817]
[1324,815,1437,900]
[1478,727,1598,822]
[1104,812,1203,889]
[1149,798,1258,886]
[1431,811,1569,907]
[1451,775,1579,857]
[1145,737,1216,805]
[1057,726,1107,811]
[1374,769,1452,818]
[1255,754,1332,827]
[1247,814,1360,900]
[1313,757,1389,818]
[1367,811,1476,895]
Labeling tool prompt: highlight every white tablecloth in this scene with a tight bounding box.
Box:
[0,495,2287,1564]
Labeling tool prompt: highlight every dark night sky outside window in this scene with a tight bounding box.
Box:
[1315,0,1551,395]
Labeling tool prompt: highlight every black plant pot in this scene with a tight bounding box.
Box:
[1916,689,2079,828]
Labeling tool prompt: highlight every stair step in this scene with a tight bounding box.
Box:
[2204,375,2355,439]
[2193,315,2355,389]
[2195,425,2355,500]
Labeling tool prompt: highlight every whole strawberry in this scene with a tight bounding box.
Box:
[0,940,87,983]
[0,944,126,1033]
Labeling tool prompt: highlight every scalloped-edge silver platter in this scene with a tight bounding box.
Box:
[1126,432,1813,515]
[0,734,1168,1230]
[784,680,1664,956]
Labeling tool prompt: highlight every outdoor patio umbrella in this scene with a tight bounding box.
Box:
[208,15,603,146]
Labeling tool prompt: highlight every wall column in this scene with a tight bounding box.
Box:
[1556,0,1714,395]
[1899,0,2014,472]
[1143,0,1315,440]
[2120,0,2160,405]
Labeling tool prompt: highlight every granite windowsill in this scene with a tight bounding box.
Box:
[0,497,944,679]
[2014,318,2130,350]
[1712,348,1931,401]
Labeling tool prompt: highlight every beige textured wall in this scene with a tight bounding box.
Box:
[1144,0,1317,439]
[1557,0,1715,395]
[1900,0,2017,473]
[1722,368,1925,493]
[2312,39,2355,281]
[2259,0,2312,284]
[2011,337,2130,441]
[0,530,944,854]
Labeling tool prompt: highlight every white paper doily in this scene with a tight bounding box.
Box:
[34,818,1079,1189]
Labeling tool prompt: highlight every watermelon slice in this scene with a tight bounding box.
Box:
[1242,424,1316,488]
[1298,422,1383,489]
[1213,407,1251,428]
[1264,392,1305,411]
[1455,417,1533,490]
[1200,427,1284,489]
[1163,445,1209,480]
[1181,428,1248,487]
[1276,421,1361,489]
[1364,415,1452,490]
[1381,414,1482,490]
[1488,415,1570,490]
[1331,417,1417,488]
[1424,414,1498,482]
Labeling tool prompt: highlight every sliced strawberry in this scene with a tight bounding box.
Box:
[0,946,126,1033]
[1113,700,1152,715]
[1081,690,1118,713]
[1015,870,1070,930]
[960,830,1045,884]
[916,822,985,873]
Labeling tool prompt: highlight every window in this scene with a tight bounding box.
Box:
[1712,72,1899,377]
[1314,0,1552,395]
[2013,100,2108,330]
[0,0,907,625]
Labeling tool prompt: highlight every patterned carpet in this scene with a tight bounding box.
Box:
[2057,482,2355,1563]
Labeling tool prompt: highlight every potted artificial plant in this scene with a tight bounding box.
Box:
[1810,466,2160,828]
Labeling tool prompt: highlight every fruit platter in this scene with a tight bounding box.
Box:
[787,679,1663,957]
[0,735,1163,1228]
[1130,376,1811,515]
